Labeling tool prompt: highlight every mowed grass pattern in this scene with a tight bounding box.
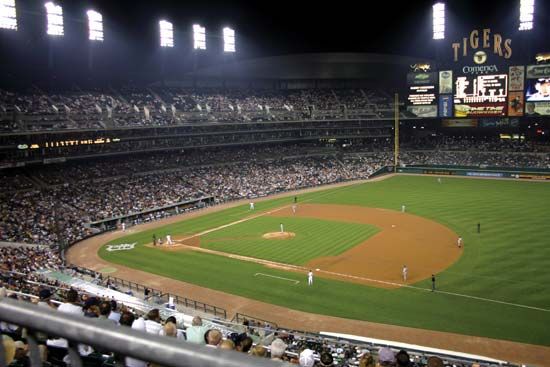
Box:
[201,216,379,265]
[100,176,550,345]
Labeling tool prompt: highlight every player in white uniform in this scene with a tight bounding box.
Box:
[401,205,406,213]
[121,222,126,232]
[438,177,442,184]
[249,202,255,210]
[457,236,463,248]
[280,223,284,233]
[166,234,173,245]
[307,270,313,286]
[402,265,408,281]
[292,204,297,214]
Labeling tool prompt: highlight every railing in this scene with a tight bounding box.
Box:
[0,298,286,367]
[231,313,278,330]
[106,275,227,319]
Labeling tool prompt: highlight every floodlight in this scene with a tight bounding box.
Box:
[519,0,535,30]
[0,0,17,30]
[193,24,206,50]
[432,3,445,40]
[45,2,63,36]
[223,27,235,52]
[159,20,174,47]
[87,10,103,41]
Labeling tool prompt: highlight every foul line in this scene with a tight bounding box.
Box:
[254,273,300,284]
[317,270,550,313]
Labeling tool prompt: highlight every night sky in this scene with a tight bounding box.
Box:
[83,0,549,58]
[1,0,549,85]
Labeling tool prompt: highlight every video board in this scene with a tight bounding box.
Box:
[524,65,550,115]
[453,74,508,117]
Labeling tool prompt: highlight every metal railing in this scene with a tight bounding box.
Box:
[106,275,227,319]
[231,313,278,330]
[0,298,286,367]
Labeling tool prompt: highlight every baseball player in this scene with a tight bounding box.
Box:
[121,222,126,232]
[280,223,284,233]
[401,204,406,213]
[437,177,442,184]
[402,265,408,281]
[292,204,297,214]
[166,234,173,245]
[308,270,313,286]
[457,236,463,248]
[249,202,255,210]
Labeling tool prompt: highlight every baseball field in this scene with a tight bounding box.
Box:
[71,175,550,352]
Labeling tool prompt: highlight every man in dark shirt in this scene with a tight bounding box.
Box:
[431,274,436,292]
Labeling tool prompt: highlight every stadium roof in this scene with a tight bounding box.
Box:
[185,53,431,80]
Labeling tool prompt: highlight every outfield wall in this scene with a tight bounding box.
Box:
[396,165,550,180]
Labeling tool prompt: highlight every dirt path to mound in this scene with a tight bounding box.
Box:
[66,176,550,366]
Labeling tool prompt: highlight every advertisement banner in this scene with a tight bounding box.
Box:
[525,102,550,116]
[454,103,507,117]
[439,70,453,94]
[508,66,525,91]
[439,95,453,117]
[526,65,550,79]
[407,105,438,117]
[407,72,437,85]
[442,119,478,127]
[407,85,436,105]
[466,172,504,177]
[478,117,519,128]
[508,91,524,116]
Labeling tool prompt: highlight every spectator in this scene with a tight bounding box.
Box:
[269,338,287,361]
[185,316,209,345]
[57,289,83,316]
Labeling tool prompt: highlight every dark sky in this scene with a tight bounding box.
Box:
[82,0,549,58]
[1,0,548,86]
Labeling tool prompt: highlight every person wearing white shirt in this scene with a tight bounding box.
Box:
[57,289,83,316]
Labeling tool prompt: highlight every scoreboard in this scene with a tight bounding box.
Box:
[453,74,508,117]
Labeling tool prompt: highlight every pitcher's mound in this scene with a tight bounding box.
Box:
[262,232,296,240]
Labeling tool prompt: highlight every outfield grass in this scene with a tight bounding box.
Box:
[100,175,550,345]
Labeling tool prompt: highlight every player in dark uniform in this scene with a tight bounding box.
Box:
[431,274,436,292]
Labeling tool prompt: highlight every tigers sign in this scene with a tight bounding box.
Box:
[452,28,512,62]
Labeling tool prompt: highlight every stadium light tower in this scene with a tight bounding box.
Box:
[519,0,535,31]
[432,2,445,40]
[45,1,63,36]
[223,27,235,52]
[159,20,174,47]
[193,24,206,50]
[0,0,17,30]
[87,10,103,41]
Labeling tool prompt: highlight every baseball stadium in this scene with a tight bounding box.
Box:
[1,1,550,367]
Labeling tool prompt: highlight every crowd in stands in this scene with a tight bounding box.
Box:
[0,146,390,246]
[0,87,394,131]
[402,135,541,152]
[2,136,550,246]
[0,244,506,367]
